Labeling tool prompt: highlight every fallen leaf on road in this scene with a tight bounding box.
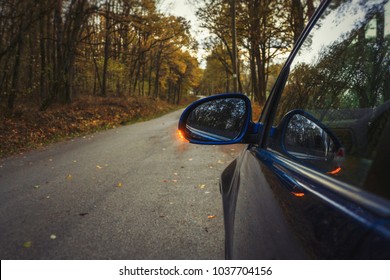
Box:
[116,182,123,188]
[217,160,224,164]
[208,215,216,219]
[188,158,193,161]
[96,165,102,169]
[205,191,210,194]
[23,241,32,248]
[50,234,57,240]
[33,185,39,189]
[66,174,72,180]
[198,184,206,189]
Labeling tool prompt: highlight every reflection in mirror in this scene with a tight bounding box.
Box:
[284,114,335,162]
[185,98,247,142]
[274,1,390,125]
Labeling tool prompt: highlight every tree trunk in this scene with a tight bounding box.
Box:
[7,39,23,113]
[101,1,111,97]
[230,0,238,92]
[306,0,315,20]
[147,52,153,97]
[292,0,304,45]
[40,0,63,110]
[39,9,47,101]
[153,46,163,99]
[250,51,259,102]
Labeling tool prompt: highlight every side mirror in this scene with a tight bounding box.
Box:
[278,110,344,172]
[178,94,255,145]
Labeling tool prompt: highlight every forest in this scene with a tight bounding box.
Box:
[0,0,318,156]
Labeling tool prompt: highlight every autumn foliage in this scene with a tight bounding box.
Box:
[0,0,319,157]
[0,0,202,114]
[0,0,202,157]
[0,96,195,158]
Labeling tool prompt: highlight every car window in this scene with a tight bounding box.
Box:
[268,0,390,197]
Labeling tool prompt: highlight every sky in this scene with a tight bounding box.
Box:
[158,0,200,34]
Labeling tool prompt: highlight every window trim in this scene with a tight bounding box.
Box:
[260,0,390,202]
[258,0,330,149]
[255,148,390,217]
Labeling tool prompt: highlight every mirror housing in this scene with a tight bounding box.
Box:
[276,110,344,172]
[178,94,259,145]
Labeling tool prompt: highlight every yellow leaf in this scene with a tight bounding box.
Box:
[23,241,32,248]
[208,215,216,219]
[117,182,123,188]
[67,174,72,180]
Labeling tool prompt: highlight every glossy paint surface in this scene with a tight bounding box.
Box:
[180,0,390,259]
[222,147,390,259]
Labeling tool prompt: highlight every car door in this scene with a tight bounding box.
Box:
[230,0,390,259]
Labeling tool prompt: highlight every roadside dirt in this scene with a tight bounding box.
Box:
[0,96,195,158]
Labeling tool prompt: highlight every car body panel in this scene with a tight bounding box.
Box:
[224,149,307,259]
[179,0,390,259]
[223,147,389,259]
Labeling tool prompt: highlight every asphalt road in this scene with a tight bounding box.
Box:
[0,109,241,259]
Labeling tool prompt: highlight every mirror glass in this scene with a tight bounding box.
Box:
[284,114,335,161]
[185,98,247,142]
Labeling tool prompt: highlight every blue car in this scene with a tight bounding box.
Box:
[179,0,390,259]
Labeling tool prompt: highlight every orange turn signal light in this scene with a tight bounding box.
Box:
[292,192,305,197]
[327,167,342,175]
[177,130,188,142]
